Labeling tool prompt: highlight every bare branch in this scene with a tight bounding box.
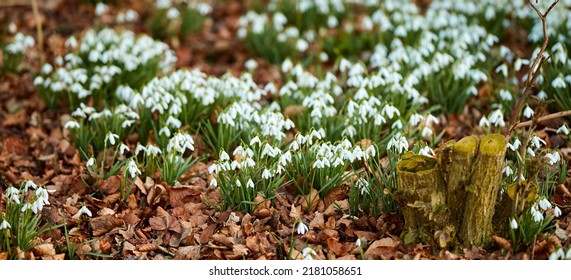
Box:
[514,110,571,129]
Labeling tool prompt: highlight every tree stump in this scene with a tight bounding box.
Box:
[395,134,507,248]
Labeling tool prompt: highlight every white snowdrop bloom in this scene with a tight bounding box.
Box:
[262,169,272,180]
[319,52,328,62]
[419,146,435,157]
[514,58,529,72]
[135,143,146,155]
[523,106,534,119]
[557,124,569,135]
[355,238,362,247]
[24,180,38,192]
[95,3,108,16]
[409,113,423,127]
[381,104,400,119]
[530,136,546,149]
[539,198,552,211]
[105,132,119,146]
[210,178,217,188]
[313,159,325,169]
[503,165,514,177]
[0,220,11,230]
[327,15,338,28]
[495,64,508,77]
[365,145,376,158]
[531,205,543,222]
[356,178,370,195]
[119,143,130,155]
[159,126,171,137]
[391,120,403,130]
[245,59,258,71]
[124,9,139,22]
[246,179,255,189]
[510,218,518,230]
[362,15,373,31]
[488,109,505,127]
[272,12,287,31]
[554,206,562,217]
[77,205,92,218]
[146,144,162,156]
[343,125,356,138]
[425,115,439,126]
[166,7,180,19]
[387,134,409,154]
[297,221,308,235]
[544,152,561,165]
[167,133,195,154]
[302,247,316,260]
[64,120,80,130]
[8,22,16,33]
[296,39,309,52]
[421,127,433,139]
[121,120,135,128]
[527,147,536,157]
[166,116,182,129]
[499,89,512,101]
[281,59,293,73]
[552,76,566,89]
[86,157,95,168]
[42,63,53,75]
[508,139,521,151]
[249,136,261,147]
[6,186,21,204]
[127,158,141,178]
[537,91,547,100]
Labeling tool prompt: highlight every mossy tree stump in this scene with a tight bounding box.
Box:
[396,134,507,248]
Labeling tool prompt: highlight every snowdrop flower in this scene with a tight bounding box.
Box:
[119,143,130,155]
[495,64,508,76]
[526,146,537,157]
[508,139,521,151]
[355,238,362,247]
[539,198,552,211]
[409,113,423,127]
[313,159,325,169]
[220,151,230,161]
[166,7,180,19]
[246,179,254,189]
[530,136,545,149]
[0,220,11,230]
[523,106,534,119]
[557,124,569,135]
[245,59,258,71]
[503,165,514,177]
[77,205,92,218]
[554,206,562,217]
[356,178,369,195]
[479,116,490,128]
[544,152,561,165]
[387,134,408,154]
[419,146,435,157]
[510,218,518,230]
[86,157,95,168]
[146,144,162,156]
[24,180,38,192]
[95,3,108,16]
[537,91,548,100]
[297,221,308,235]
[552,76,566,89]
[250,136,261,146]
[209,178,217,188]
[499,89,512,102]
[302,247,316,260]
[531,205,543,222]
[126,159,141,178]
[105,132,119,146]
[6,186,21,204]
[421,127,433,139]
[281,59,293,73]
[64,120,80,130]
[488,109,505,127]
[262,169,272,180]
[8,22,16,33]
[296,39,309,52]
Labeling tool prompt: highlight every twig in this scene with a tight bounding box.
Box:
[507,0,559,139]
[514,110,571,129]
[30,0,44,64]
